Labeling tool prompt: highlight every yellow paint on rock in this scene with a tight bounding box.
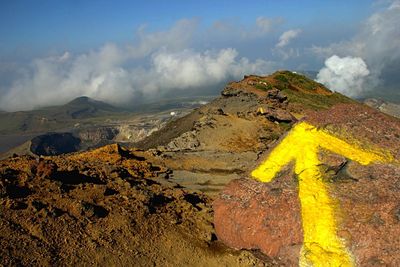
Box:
[251,122,393,267]
[257,107,266,115]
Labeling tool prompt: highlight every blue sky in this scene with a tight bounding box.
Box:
[0,0,373,57]
[0,0,399,111]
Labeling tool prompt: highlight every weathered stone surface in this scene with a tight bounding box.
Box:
[214,173,303,266]
[333,163,400,266]
[78,127,118,142]
[266,109,296,123]
[163,130,200,151]
[221,86,243,97]
[266,88,287,103]
[214,104,400,266]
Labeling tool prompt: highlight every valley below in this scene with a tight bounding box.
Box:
[0,96,214,157]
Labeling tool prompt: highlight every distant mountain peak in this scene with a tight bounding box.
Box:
[67,96,105,106]
[62,96,121,119]
[69,95,90,102]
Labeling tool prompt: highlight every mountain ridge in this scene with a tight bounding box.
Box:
[1,70,400,265]
[0,96,126,135]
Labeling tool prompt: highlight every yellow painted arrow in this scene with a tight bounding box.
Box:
[252,122,394,267]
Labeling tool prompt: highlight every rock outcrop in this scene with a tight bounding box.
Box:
[214,104,400,266]
[137,71,353,195]
[77,127,118,143]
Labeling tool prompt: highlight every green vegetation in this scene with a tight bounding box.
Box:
[264,70,355,110]
[273,70,326,92]
[255,80,273,91]
[282,89,355,110]
[275,74,289,83]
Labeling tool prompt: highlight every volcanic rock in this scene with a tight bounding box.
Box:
[0,144,263,266]
[214,176,303,265]
[266,109,296,123]
[77,127,119,143]
[214,103,400,266]
[266,88,288,103]
[164,130,200,151]
[1,70,362,266]
[221,86,243,97]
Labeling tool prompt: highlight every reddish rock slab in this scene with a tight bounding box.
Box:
[214,103,400,265]
[214,169,303,266]
[331,163,400,266]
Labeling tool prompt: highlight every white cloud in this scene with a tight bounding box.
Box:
[316,55,370,96]
[139,49,274,94]
[273,47,301,61]
[58,52,70,62]
[311,1,400,95]
[276,29,302,48]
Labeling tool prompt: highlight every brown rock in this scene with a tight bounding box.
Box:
[266,109,296,123]
[266,88,287,103]
[221,86,242,97]
[36,160,57,178]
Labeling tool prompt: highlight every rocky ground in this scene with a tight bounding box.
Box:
[1,71,399,266]
[0,144,266,266]
[135,71,353,196]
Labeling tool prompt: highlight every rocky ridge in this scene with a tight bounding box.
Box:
[136,71,353,195]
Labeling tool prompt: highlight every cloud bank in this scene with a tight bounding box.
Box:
[0,47,274,111]
[0,19,277,112]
